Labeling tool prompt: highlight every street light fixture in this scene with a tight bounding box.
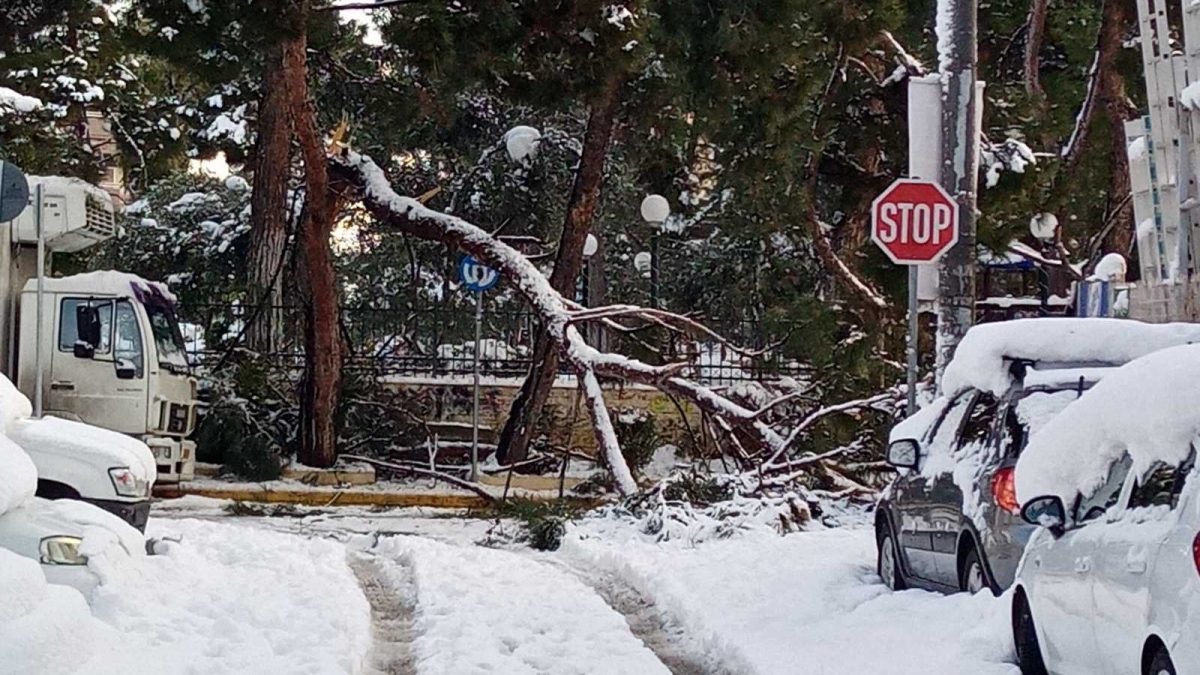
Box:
[640,195,670,308]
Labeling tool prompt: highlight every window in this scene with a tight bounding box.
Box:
[1129,450,1194,511]
[58,298,112,354]
[113,300,143,379]
[1074,454,1132,524]
[143,302,188,372]
[956,392,1000,453]
[927,394,972,451]
[1000,390,1081,458]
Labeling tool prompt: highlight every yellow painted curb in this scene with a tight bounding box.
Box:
[155,485,606,510]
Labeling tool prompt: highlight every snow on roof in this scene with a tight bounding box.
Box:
[23,270,176,304]
[1016,343,1200,507]
[941,318,1200,396]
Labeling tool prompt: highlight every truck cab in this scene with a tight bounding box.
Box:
[18,272,199,483]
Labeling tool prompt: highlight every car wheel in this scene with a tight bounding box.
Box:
[1013,592,1048,675]
[960,547,989,595]
[1147,645,1176,675]
[877,524,907,590]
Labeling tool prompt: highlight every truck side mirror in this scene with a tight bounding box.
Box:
[74,304,101,358]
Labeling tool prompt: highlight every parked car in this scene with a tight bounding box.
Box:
[876,363,1096,594]
[1011,343,1200,675]
[0,430,145,598]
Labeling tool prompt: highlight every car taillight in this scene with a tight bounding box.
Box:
[991,467,1020,515]
[1192,532,1200,577]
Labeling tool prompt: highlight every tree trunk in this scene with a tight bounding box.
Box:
[246,38,292,354]
[283,1,344,468]
[1024,0,1049,98]
[1098,0,1138,256]
[496,79,623,464]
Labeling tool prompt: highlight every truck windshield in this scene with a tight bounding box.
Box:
[144,302,189,373]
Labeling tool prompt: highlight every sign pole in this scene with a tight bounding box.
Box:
[34,182,44,418]
[907,266,918,415]
[471,289,482,483]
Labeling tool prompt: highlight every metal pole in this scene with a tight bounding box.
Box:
[470,289,482,482]
[935,0,980,388]
[907,266,919,416]
[650,233,659,309]
[33,182,44,418]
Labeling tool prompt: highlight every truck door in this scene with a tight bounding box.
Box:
[50,298,148,434]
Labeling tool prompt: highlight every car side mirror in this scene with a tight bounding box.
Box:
[75,304,101,358]
[115,358,137,380]
[1021,495,1067,537]
[886,439,921,470]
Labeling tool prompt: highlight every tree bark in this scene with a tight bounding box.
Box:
[283,1,344,468]
[495,78,623,464]
[1024,0,1049,98]
[1098,0,1138,256]
[246,37,292,354]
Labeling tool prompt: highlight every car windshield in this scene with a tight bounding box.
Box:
[143,301,189,372]
[1003,389,1082,456]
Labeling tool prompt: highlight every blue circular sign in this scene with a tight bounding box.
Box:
[459,255,500,292]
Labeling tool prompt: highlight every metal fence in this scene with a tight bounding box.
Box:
[177,303,809,384]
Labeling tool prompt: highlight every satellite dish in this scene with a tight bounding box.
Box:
[0,161,30,223]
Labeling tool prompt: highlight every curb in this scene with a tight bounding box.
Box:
[153,485,606,510]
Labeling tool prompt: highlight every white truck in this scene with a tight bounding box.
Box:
[0,175,199,529]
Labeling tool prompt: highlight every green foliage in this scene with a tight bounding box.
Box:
[496,499,584,551]
[609,408,661,477]
[196,400,282,481]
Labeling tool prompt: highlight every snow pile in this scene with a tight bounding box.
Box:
[1089,252,1127,281]
[1016,344,1200,507]
[0,86,44,116]
[0,548,134,674]
[941,318,1200,396]
[0,433,36,514]
[372,535,668,674]
[561,524,1017,674]
[89,518,371,674]
[1128,136,1148,161]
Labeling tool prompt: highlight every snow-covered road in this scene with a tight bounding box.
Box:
[6,502,1022,674]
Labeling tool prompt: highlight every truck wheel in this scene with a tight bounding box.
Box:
[1147,644,1176,675]
[877,523,907,590]
[1013,592,1048,675]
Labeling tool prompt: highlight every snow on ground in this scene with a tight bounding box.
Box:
[561,517,1018,675]
[369,534,669,675]
[84,518,371,675]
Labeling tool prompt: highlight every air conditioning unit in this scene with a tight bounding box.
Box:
[6,176,116,253]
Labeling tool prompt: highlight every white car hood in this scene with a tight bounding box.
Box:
[7,416,157,484]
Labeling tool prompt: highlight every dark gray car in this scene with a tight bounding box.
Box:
[875,366,1100,595]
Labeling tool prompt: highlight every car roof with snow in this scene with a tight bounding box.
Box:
[941,318,1200,397]
[1016,343,1200,507]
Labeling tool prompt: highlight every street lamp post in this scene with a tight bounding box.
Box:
[640,195,670,309]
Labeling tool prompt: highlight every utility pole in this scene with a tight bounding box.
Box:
[935,0,980,387]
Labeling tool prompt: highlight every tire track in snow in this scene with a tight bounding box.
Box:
[349,552,419,675]
[539,556,745,675]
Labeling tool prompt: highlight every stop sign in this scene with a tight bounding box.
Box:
[870,178,959,264]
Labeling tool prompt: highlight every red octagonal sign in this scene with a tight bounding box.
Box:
[871,178,959,264]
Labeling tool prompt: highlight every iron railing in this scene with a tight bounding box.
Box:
[177,303,809,384]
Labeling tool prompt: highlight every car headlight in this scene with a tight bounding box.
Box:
[40,536,86,565]
[109,467,147,497]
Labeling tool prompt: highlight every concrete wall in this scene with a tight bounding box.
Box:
[381,378,701,455]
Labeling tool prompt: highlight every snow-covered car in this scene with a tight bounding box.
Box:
[0,375,156,531]
[0,427,144,597]
[877,319,1200,596]
[1012,343,1200,675]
